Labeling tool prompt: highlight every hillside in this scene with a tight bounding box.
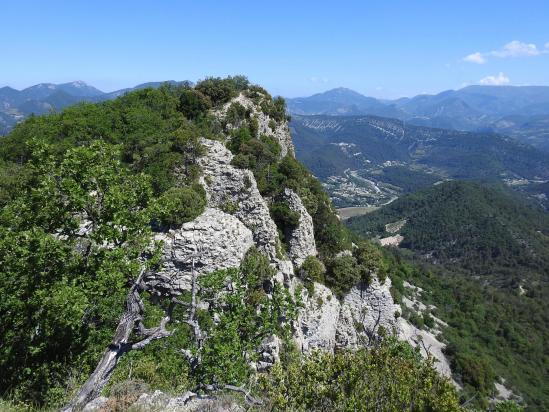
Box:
[346,181,549,284]
[346,181,549,410]
[291,115,549,207]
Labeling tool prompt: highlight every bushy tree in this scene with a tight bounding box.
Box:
[195,77,238,106]
[178,89,211,120]
[299,256,326,284]
[325,255,360,298]
[0,141,157,405]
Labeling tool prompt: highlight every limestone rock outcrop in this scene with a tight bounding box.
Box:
[148,207,254,294]
[282,188,317,268]
[336,278,401,349]
[293,280,340,352]
[293,277,402,353]
[199,138,293,280]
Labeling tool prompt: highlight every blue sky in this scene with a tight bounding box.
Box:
[1,0,548,98]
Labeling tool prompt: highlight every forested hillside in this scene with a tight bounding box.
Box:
[346,181,549,410]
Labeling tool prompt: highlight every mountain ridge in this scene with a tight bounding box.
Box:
[0,80,189,134]
[286,86,549,152]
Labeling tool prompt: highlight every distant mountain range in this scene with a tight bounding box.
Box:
[290,115,549,207]
[0,80,187,134]
[286,86,549,151]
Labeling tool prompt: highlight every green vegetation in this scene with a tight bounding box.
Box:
[347,181,549,286]
[346,181,549,410]
[258,337,461,411]
[195,75,248,106]
[0,77,530,411]
[365,165,441,193]
[0,77,252,407]
[0,141,158,406]
[108,247,298,394]
[225,101,351,260]
[156,185,206,227]
[385,253,545,410]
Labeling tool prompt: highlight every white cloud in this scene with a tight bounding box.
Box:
[463,40,548,63]
[463,52,486,64]
[479,72,510,86]
[490,40,540,58]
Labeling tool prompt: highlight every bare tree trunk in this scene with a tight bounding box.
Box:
[61,270,171,412]
[62,244,205,411]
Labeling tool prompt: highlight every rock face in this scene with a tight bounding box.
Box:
[282,188,317,268]
[398,317,454,380]
[199,138,293,280]
[336,278,401,350]
[148,208,254,294]
[293,277,401,353]
[146,94,451,384]
[86,390,245,412]
[255,335,281,371]
[293,280,340,352]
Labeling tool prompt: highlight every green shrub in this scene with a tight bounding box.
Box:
[325,255,360,298]
[423,312,435,328]
[258,338,461,411]
[225,102,248,126]
[178,89,211,120]
[195,77,238,106]
[230,153,252,169]
[409,312,425,329]
[354,241,385,283]
[452,353,495,396]
[270,201,300,230]
[299,256,326,284]
[156,186,206,227]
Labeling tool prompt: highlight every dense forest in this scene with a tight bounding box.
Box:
[346,181,549,410]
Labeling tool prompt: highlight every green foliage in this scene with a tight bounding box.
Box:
[178,89,212,120]
[156,185,206,227]
[346,180,549,409]
[195,76,249,106]
[196,249,297,386]
[423,311,435,329]
[383,251,547,410]
[347,181,549,283]
[452,353,495,396]
[261,96,289,122]
[323,241,387,298]
[0,85,209,195]
[298,256,326,284]
[258,337,461,411]
[0,141,157,406]
[325,255,360,298]
[495,401,526,412]
[225,102,249,127]
[270,201,300,229]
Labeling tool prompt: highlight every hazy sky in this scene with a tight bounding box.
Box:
[2,0,549,98]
